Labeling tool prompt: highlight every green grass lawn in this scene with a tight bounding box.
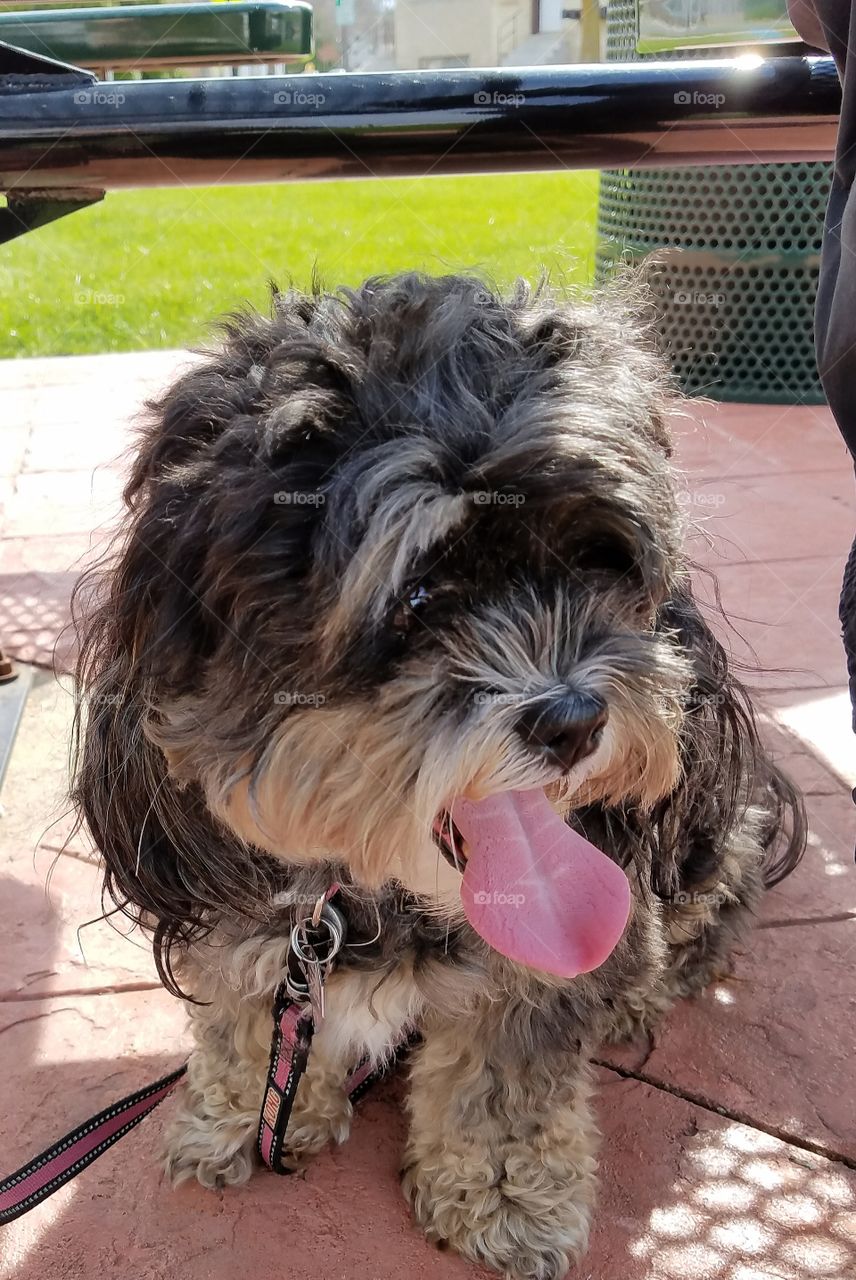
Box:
[0,171,599,358]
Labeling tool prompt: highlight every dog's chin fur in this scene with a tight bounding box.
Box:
[72,273,805,1280]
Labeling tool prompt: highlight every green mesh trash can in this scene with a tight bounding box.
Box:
[596,1,829,404]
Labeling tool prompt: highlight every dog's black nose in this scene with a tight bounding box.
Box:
[516,693,608,773]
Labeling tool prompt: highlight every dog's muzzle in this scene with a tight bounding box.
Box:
[515,692,608,774]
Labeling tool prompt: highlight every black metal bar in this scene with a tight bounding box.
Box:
[0,36,94,82]
[0,187,103,243]
[0,55,840,195]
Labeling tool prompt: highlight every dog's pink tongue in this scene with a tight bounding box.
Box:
[452,788,631,977]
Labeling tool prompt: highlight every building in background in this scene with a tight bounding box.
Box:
[393,0,605,70]
[312,0,396,70]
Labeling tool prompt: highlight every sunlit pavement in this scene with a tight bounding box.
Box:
[1,352,854,1280]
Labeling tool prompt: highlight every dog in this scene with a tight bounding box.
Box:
[73,273,805,1280]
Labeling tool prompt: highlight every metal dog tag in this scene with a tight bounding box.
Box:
[304,956,326,1026]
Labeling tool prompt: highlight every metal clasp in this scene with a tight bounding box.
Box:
[284,895,346,1026]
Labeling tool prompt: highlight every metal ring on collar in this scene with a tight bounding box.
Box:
[289,903,346,967]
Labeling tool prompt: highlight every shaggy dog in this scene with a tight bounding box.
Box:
[73,273,804,1280]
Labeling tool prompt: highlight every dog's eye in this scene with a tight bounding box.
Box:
[576,541,634,576]
[391,584,430,636]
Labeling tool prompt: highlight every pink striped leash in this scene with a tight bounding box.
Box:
[0,1064,188,1225]
[257,987,412,1176]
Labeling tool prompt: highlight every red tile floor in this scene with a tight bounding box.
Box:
[0,352,854,1280]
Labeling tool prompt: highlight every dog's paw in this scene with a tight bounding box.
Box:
[163,1107,257,1190]
[402,1148,591,1280]
[278,1082,353,1168]
[601,985,675,1046]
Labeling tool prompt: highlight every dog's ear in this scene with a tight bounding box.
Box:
[72,558,282,997]
[647,585,806,897]
[515,286,677,459]
[518,308,586,369]
[72,347,293,996]
[72,647,205,997]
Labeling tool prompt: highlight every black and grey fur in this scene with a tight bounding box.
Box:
[72,274,804,1280]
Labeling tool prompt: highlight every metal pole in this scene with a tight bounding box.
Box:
[0,56,840,196]
[579,0,600,64]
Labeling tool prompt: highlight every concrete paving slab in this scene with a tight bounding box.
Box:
[682,470,854,567]
[591,1069,856,1280]
[694,554,848,692]
[757,712,849,795]
[602,783,856,1161]
[768,688,856,789]
[671,401,852,479]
